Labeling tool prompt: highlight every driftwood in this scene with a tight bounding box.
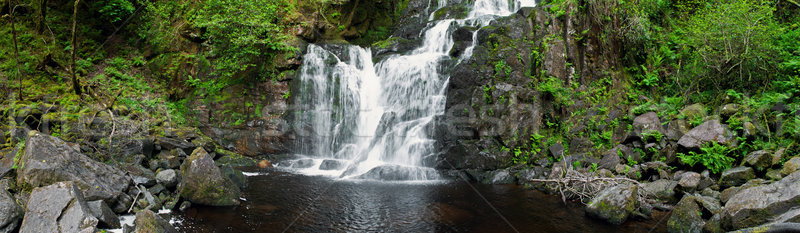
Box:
[523,167,649,205]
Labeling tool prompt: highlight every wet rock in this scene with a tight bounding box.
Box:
[87,200,120,229]
[678,172,701,191]
[667,195,705,233]
[156,169,179,189]
[781,157,800,176]
[721,171,800,230]
[291,159,315,169]
[178,201,191,212]
[179,148,241,206]
[214,150,257,167]
[319,160,346,170]
[0,190,23,233]
[743,150,772,170]
[220,165,247,189]
[483,169,516,184]
[719,167,755,188]
[353,165,439,181]
[680,103,707,121]
[585,184,639,225]
[18,131,130,202]
[677,120,734,149]
[133,209,178,233]
[641,179,678,203]
[257,160,272,168]
[19,181,99,233]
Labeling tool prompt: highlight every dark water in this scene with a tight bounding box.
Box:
[173,168,667,233]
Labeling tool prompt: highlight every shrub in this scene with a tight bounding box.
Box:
[677,142,735,174]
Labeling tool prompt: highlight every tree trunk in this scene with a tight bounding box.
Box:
[70,0,82,96]
[10,0,22,100]
[34,0,46,33]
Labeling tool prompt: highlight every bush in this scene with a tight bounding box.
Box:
[680,0,780,91]
[677,142,735,174]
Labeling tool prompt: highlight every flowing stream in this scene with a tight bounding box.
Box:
[287,0,539,181]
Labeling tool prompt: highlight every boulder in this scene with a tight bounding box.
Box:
[598,146,622,170]
[214,150,257,167]
[743,150,772,170]
[156,137,196,155]
[667,195,705,233]
[482,169,516,184]
[719,167,755,188]
[0,145,21,179]
[179,148,241,206]
[680,103,707,120]
[19,182,99,233]
[729,223,800,233]
[641,179,678,203]
[87,200,120,229]
[677,120,734,149]
[0,190,23,233]
[133,209,178,233]
[721,171,800,230]
[220,165,247,189]
[585,184,639,225]
[17,131,130,202]
[155,169,179,189]
[632,112,664,141]
[319,160,346,170]
[678,172,701,191]
[781,157,800,176]
[665,120,692,141]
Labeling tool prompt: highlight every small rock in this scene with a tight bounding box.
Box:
[257,160,272,168]
[703,214,723,233]
[766,169,783,181]
[133,209,178,233]
[598,146,622,170]
[87,200,121,229]
[720,104,740,118]
[743,122,759,137]
[781,157,800,176]
[701,188,720,200]
[632,112,664,140]
[148,184,166,196]
[111,193,133,214]
[678,172,701,191]
[641,179,678,203]
[549,143,564,158]
[155,169,179,189]
[585,184,639,225]
[719,167,755,188]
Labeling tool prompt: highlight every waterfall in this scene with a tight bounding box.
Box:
[287,0,537,180]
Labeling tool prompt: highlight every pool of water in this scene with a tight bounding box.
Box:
[172,168,667,232]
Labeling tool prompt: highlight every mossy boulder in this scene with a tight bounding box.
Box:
[134,209,178,233]
[680,103,707,121]
[585,184,639,225]
[667,195,705,233]
[179,148,241,206]
[719,167,755,188]
[781,157,800,176]
[677,120,734,149]
[214,149,257,167]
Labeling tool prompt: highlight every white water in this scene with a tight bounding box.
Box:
[288,0,537,181]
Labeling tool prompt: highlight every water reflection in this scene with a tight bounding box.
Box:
[174,169,667,232]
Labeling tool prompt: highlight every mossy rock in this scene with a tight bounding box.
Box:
[179,148,241,206]
[214,149,257,167]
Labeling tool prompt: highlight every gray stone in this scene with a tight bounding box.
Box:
[667,195,705,233]
[213,149,257,167]
[721,171,800,230]
[772,208,800,224]
[483,169,516,184]
[729,223,800,233]
[179,148,241,206]
[744,150,772,170]
[678,172,701,191]
[19,181,99,233]
[703,214,723,233]
[148,184,166,196]
[549,143,564,158]
[701,188,721,200]
[156,137,196,155]
[633,112,664,141]
[641,179,678,203]
[291,159,315,169]
[0,190,23,233]
[155,169,179,189]
[87,200,121,229]
[677,120,734,149]
[598,146,622,170]
[111,193,133,214]
[17,131,130,202]
[0,145,21,179]
[665,120,692,141]
[719,167,755,188]
[319,160,346,170]
[781,157,800,176]
[681,103,707,121]
[585,184,639,225]
[766,169,783,181]
[133,209,178,233]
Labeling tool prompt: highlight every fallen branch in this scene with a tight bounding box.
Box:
[128,183,143,213]
[523,168,649,205]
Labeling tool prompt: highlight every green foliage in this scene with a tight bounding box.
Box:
[641,130,664,142]
[95,0,136,23]
[494,60,512,77]
[191,0,296,79]
[679,0,780,91]
[677,142,735,174]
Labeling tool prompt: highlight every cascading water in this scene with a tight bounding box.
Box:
[287,0,538,181]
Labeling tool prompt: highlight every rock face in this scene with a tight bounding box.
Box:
[17,131,130,202]
[721,171,800,230]
[19,181,99,233]
[0,190,22,233]
[585,184,639,225]
[677,120,734,149]
[134,209,178,233]
[179,148,241,206]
